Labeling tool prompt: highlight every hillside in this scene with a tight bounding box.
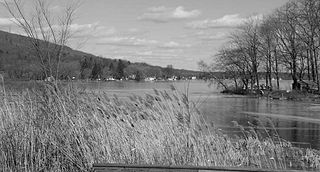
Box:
[0,30,200,81]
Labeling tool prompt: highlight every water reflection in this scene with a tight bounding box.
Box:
[200,96,320,149]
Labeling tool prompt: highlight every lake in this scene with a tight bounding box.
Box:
[10,80,320,149]
[57,80,320,149]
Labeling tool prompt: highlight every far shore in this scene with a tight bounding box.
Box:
[221,88,320,103]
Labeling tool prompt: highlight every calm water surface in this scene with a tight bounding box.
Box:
[78,80,320,149]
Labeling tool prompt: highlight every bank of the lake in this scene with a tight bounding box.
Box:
[3,80,320,149]
[1,82,320,171]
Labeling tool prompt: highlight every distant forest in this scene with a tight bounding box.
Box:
[0,30,200,81]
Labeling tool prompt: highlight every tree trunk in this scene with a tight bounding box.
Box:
[274,44,280,90]
[292,57,299,90]
[307,50,311,81]
[268,52,273,90]
[234,78,238,89]
[314,46,320,92]
[309,46,316,81]
[265,60,269,87]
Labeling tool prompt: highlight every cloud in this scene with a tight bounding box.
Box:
[137,51,154,56]
[138,6,201,23]
[67,24,145,40]
[135,49,184,58]
[0,0,13,3]
[94,34,191,49]
[32,22,116,40]
[118,28,147,36]
[0,18,15,26]
[96,36,158,47]
[49,5,63,11]
[194,31,228,41]
[187,14,262,29]
[173,6,200,19]
[178,30,229,43]
[148,6,167,12]
[0,19,111,37]
[0,18,113,40]
[159,41,191,49]
[69,23,116,38]
[202,32,228,41]
[0,17,24,27]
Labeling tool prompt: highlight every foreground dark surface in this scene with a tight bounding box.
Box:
[92,163,309,172]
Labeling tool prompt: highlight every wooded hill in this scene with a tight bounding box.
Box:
[0,30,200,81]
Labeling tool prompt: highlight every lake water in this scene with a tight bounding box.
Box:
[77,80,320,149]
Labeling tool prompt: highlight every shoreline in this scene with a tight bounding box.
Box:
[221,89,320,103]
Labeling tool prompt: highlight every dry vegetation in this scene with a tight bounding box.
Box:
[0,83,319,171]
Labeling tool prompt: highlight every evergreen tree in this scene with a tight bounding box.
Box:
[0,50,3,71]
[109,63,115,78]
[91,62,102,79]
[134,70,144,81]
[115,59,125,79]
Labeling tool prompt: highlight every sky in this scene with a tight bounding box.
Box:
[0,0,289,70]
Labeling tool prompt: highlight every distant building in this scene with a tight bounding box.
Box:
[168,76,177,81]
[145,77,156,81]
[45,76,55,82]
[107,77,116,81]
[128,74,136,80]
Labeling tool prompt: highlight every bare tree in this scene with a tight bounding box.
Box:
[229,18,262,91]
[199,18,264,93]
[259,16,276,90]
[216,47,252,90]
[202,0,320,93]
[259,14,287,90]
[198,60,229,91]
[294,0,320,91]
[1,0,79,82]
[273,2,302,90]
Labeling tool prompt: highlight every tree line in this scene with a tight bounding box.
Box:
[200,0,320,92]
[1,0,200,82]
[76,57,195,81]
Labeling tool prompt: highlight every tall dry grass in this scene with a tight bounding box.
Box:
[0,83,319,171]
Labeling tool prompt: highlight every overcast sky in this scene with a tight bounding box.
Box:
[0,0,289,70]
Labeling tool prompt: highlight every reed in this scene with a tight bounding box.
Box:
[0,83,319,171]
